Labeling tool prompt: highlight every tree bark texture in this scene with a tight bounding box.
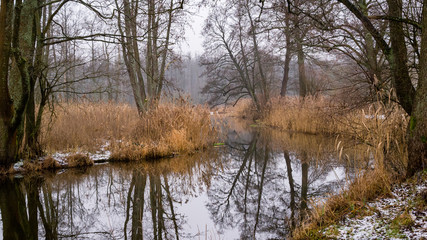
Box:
[0,0,16,167]
[406,0,427,177]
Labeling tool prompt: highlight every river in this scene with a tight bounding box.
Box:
[0,121,368,239]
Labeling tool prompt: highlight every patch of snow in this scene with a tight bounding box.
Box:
[364,115,386,120]
[324,182,427,239]
[13,160,24,170]
[51,152,70,165]
[50,141,112,164]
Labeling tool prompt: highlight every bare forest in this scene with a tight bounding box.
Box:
[0,0,426,239]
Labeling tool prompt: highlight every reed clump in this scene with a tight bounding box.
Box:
[263,96,350,135]
[67,154,94,168]
[41,101,138,153]
[110,102,217,161]
[41,156,61,169]
[41,100,217,163]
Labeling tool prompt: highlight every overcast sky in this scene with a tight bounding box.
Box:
[181,6,209,56]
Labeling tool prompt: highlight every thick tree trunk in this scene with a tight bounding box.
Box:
[117,0,145,114]
[338,0,415,115]
[387,0,416,114]
[0,0,16,168]
[406,0,427,177]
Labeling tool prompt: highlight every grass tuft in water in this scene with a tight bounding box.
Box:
[67,154,94,168]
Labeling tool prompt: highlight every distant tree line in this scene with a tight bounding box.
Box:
[0,0,425,176]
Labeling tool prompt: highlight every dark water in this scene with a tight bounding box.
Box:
[0,126,366,240]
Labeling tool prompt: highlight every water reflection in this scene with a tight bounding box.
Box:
[206,129,357,239]
[0,127,365,239]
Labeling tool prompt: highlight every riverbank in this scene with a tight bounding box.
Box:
[322,171,427,239]
[1,101,219,175]
[229,97,426,239]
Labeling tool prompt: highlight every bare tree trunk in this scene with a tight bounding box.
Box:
[297,39,307,97]
[281,9,292,97]
[156,0,175,102]
[386,0,415,114]
[0,0,31,167]
[406,0,427,177]
[0,0,15,167]
[338,0,415,114]
[246,2,269,105]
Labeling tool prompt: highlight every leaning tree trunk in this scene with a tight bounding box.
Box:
[406,0,427,177]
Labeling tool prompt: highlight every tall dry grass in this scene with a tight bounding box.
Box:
[41,101,218,161]
[264,96,408,171]
[110,102,217,161]
[249,96,409,239]
[292,169,392,239]
[263,96,354,135]
[41,102,138,152]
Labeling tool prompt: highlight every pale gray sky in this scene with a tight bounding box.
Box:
[181,6,209,55]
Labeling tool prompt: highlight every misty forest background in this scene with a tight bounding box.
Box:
[0,0,426,176]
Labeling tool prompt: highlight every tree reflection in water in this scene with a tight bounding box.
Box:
[0,128,362,239]
[0,152,219,240]
[206,129,352,239]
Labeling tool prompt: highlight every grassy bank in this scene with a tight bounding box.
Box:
[234,96,411,239]
[28,101,217,169]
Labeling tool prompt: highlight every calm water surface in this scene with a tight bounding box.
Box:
[0,124,366,239]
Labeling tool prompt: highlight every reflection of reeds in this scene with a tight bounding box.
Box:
[264,96,408,173]
[262,97,409,239]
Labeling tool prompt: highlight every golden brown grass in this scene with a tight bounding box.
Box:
[222,98,256,119]
[41,156,61,169]
[292,169,391,240]
[41,100,218,162]
[264,96,408,170]
[264,96,340,134]
[110,102,217,161]
[41,102,138,153]
[66,153,94,168]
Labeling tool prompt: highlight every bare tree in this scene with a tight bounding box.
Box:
[201,0,275,112]
[115,0,185,114]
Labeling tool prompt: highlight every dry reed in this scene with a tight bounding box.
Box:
[41,100,218,162]
[263,96,349,135]
[110,102,217,161]
[66,154,94,167]
[292,169,391,240]
[41,102,138,152]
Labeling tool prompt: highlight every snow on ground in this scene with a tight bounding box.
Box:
[13,141,112,171]
[51,141,111,164]
[324,178,427,239]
